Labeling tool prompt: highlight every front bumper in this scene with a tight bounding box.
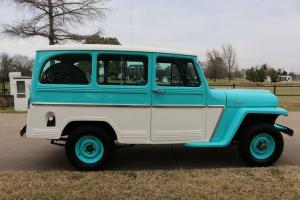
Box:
[20,125,27,137]
[274,123,294,136]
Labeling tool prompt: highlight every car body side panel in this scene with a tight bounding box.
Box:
[26,104,152,143]
[26,104,224,144]
[185,107,288,147]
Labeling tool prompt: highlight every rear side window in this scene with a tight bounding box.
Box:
[97,54,148,86]
[156,57,200,87]
[40,54,92,84]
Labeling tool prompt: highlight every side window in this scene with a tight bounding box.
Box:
[40,54,92,84]
[97,54,148,86]
[156,57,200,87]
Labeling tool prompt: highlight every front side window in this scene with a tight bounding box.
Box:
[97,54,148,86]
[40,54,92,84]
[156,57,200,87]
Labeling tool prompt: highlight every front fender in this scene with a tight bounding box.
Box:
[185,107,288,148]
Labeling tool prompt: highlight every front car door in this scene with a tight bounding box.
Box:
[151,53,206,143]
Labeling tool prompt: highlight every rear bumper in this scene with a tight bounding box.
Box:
[274,123,294,136]
[20,125,27,137]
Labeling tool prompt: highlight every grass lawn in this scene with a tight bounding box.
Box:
[0,166,299,200]
[0,108,27,113]
[279,96,300,111]
[208,79,300,85]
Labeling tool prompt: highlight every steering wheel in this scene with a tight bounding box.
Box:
[175,80,184,86]
[41,63,88,84]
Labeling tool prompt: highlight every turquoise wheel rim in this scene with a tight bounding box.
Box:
[250,133,275,160]
[75,135,104,164]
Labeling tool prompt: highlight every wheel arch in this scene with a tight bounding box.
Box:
[61,121,118,141]
[233,113,279,142]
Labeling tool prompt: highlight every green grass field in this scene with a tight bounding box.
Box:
[0,166,299,200]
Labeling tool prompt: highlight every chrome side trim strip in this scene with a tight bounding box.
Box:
[32,102,149,107]
[31,102,225,108]
[207,105,225,108]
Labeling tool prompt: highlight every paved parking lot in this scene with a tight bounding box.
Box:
[0,112,299,171]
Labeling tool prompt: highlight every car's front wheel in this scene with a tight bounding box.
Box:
[65,126,114,171]
[238,123,284,167]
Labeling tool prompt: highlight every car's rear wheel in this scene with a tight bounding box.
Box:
[65,126,114,171]
[238,123,284,167]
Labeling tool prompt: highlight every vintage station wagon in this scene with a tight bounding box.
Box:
[20,45,293,170]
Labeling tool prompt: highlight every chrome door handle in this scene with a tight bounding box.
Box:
[153,89,165,94]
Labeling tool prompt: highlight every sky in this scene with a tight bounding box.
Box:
[0,0,299,72]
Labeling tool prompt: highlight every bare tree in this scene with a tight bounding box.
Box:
[222,44,237,82]
[205,49,227,82]
[0,53,33,79]
[1,0,109,45]
[11,54,34,73]
[0,53,13,79]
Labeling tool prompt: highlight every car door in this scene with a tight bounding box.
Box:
[151,53,206,142]
[96,52,152,144]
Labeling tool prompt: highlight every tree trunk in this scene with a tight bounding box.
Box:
[228,61,231,82]
[48,0,55,45]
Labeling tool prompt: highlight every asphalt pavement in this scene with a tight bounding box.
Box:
[0,112,299,171]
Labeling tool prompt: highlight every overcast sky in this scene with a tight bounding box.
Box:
[0,0,299,72]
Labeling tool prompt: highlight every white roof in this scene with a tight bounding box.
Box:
[37,44,197,56]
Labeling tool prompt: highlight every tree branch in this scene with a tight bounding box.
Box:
[1,0,110,44]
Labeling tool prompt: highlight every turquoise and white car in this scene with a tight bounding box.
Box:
[20,45,293,170]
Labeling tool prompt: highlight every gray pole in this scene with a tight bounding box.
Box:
[130,0,133,45]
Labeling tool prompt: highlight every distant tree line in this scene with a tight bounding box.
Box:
[246,64,296,83]
[0,53,33,80]
[203,44,297,83]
